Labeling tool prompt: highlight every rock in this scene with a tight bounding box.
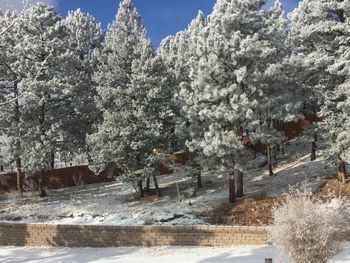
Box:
[183,188,196,199]
[143,218,155,225]
[36,214,50,220]
[159,214,184,223]
[92,214,101,218]
[248,155,268,169]
[250,191,267,200]
[58,213,74,219]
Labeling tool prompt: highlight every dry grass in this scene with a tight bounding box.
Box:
[319,179,350,199]
[200,195,281,226]
[201,178,350,226]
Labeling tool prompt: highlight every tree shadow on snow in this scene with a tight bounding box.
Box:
[198,246,280,263]
[0,246,138,263]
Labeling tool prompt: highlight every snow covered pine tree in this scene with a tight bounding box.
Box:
[181,0,300,202]
[0,11,26,194]
[89,0,174,198]
[158,11,208,189]
[64,9,104,163]
[290,0,350,182]
[3,4,81,197]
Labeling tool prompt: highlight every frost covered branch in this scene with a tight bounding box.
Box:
[268,184,350,263]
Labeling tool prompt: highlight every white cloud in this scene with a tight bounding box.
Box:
[0,0,58,12]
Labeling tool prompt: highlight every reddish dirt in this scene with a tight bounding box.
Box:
[278,114,322,140]
[0,173,17,194]
[0,165,114,193]
[244,114,322,153]
[0,151,189,194]
[159,151,189,175]
[201,195,281,226]
[202,178,350,226]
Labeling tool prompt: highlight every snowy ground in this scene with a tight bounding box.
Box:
[0,244,349,263]
[0,139,337,226]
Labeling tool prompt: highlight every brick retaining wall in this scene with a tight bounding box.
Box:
[0,223,268,247]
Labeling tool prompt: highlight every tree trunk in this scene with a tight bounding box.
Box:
[281,145,284,155]
[236,170,243,198]
[311,132,317,161]
[135,151,144,198]
[138,180,144,198]
[16,157,23,195]
[152,174,161,197]
[267,145,274,176]
[38,169,47,197]
[272,146,278,167]
[132,182,139,200]
[311,141,316,161]
[338,160,347,183]
[14,82,23,195]
[50,151,55,170]
[228,173,236,203]
[38,92,47,198]
[145,177,150,193]
[197,170,202,188]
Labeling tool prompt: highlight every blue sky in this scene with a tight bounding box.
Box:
[55,0,300,47]
[55,0,217,46]
[0,0,302,46]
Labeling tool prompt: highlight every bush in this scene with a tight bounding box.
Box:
[268,185,349,263]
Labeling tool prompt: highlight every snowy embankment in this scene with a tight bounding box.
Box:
[0,244,349,263]
[0,139,337,226]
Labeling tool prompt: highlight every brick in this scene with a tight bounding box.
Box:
[0,223,268,247]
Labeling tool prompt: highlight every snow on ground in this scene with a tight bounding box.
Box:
[0,244,349,263]
[0,139,337,226]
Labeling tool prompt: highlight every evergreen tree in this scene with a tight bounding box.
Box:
[181,0,300,201]
[7,4,78,196]
[63,9,104,164]
[290,0,349,182]
[89,0,172,198]
[0,11,25,193]
[182,0,261,202]
[158,11,208,188]
[249,0,302,176]
[130,38,174,196]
